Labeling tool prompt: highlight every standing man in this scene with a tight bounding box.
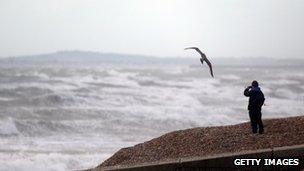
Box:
[244,80,265,134]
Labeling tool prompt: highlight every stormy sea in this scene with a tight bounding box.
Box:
[0,51,303,171]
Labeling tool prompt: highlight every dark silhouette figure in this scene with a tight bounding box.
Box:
[184,47,214,77]
[244,80,265,134]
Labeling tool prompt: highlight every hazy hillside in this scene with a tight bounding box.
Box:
[0,51,303,67]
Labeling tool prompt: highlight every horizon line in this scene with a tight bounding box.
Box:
[0,49,302,60]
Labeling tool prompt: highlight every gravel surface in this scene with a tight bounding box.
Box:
[99,116,304,168]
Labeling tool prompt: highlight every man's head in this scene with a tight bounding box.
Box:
[251,80,259,87]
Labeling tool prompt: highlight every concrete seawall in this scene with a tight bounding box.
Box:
[89,144,304,171]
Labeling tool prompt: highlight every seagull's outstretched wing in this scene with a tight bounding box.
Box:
[184,47,198,50]
[184,47,204,56]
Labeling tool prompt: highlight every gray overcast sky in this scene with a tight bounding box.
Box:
[0,0,303,58]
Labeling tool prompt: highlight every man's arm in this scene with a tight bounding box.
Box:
[260,92,265,105]
[244,86,251,97]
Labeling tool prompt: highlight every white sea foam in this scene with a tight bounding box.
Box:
[219,74,241,80]
[0,117,19,136]
[0,97,14,101]
[273,88,296,99]
[0,152,107,171]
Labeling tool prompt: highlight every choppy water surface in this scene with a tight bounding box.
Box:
[0,60,303,170]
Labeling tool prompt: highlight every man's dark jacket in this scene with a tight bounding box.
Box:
[244,87,265,110]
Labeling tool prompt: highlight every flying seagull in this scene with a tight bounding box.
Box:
[184,47,214,77]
